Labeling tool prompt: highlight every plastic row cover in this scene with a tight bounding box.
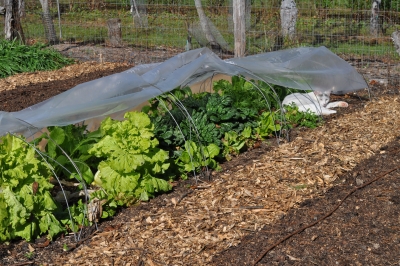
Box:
[0,46,367,137]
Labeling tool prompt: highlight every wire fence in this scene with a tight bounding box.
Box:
[1,0,400,82]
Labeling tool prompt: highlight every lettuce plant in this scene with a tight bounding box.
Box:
[222,127,252,161]
[255,111,282,139]
[89,112,172,213]
[0,134,64,242]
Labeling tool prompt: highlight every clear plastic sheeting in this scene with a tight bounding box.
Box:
[0,46,367,137]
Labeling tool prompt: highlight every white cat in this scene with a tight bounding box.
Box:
[282,91,348,115]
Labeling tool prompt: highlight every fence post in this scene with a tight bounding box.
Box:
[233,0,245,57]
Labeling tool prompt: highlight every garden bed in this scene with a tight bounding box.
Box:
[0,49,400,265]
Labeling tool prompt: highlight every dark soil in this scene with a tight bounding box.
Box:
[212,138,400,265]
[0,65,133,112]
[1,48,400,265]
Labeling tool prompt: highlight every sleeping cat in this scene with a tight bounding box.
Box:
[282,91,348,115]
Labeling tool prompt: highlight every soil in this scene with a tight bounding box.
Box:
[1,45,400,266]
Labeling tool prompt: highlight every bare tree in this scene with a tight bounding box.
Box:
[39,0,58,43]
[194,0,218,48]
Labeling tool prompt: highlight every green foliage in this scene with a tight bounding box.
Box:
[148,86,260,154]
[147,76,312,165]
[283,104,322,129]
[213,76,298,112]
[24,251,34,259]
[58,199,89,232]
[89,112,172,208]
[0,134,64,242]
[175,141,220,179]
[0,74,325,243]
[222,127,252,161]
[179,109,222,147]
[37,124,102,185]
[0,39,74,78]
[255,111,281,139]
[142,86,194,119]
[213,76,265,111]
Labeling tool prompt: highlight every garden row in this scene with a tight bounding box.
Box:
[0,75,321,243]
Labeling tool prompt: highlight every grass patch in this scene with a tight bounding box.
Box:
[19,6,400,59]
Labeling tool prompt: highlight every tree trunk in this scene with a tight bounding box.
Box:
[392,31,400,56]
[39,0,58,44]
[370,0,381,36]
[18,0,24,18]
[280,0,297,39]
[4,0,12,39]
[4,0,25,43]
[233,0,245,57]
[107,18,122,47]
[194,0,217,47]
[130,0,148,28]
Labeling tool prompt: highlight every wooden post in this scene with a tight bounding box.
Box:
[233,0,245,57]
[130,0,148,28]
[107,18,122,47]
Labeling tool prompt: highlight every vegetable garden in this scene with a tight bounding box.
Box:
[1,34,400,265]
[0,49,322,242]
